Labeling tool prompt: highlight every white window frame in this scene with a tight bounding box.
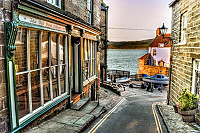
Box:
[15,27,69,125]
[192,59,200,94]
[179,12,187,45]
[87,0,93,24]
[47,0,62,8]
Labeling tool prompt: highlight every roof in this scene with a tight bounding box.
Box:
[149,34,171,47]
[139,53,150,60]
[169,0,178,7]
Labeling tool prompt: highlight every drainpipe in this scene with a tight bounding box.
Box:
[104,6,109,81]
[167,38,173,105]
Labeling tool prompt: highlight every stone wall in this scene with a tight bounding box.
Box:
[170,0,200,104]
[64,0,102,29]
[0,0,12,132]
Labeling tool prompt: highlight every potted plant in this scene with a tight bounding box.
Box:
[178,88,198,122]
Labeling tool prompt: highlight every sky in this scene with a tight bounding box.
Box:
[104,0,172,41]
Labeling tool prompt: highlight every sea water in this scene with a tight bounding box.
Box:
[107,49,148,75]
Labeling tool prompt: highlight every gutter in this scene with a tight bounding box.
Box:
[169,0,179,7]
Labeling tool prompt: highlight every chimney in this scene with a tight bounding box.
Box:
[156,28,160,36]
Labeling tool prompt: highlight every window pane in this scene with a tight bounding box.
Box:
[15,28,27,73]
[51,33,58,66]
[42,32,49,68]
[30,30,39,70]
[60,65,65,94]
[51,66,59,98]
[31,71,41,110]
[60,35,65,64]
[42,68,51,103]
[16,73,29,119]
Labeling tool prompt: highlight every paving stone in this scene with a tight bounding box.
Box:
[54,124,80,133]
[26,126,48,133]
[73,114,94,127]
[38,120,65,131]
[90,106,105,118]
[51,115,80,125]
[80,102,98,114]
[71,97,90,111]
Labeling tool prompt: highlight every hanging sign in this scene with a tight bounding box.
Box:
[19,14,66,32]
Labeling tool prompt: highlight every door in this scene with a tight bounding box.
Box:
[72,37,81,94]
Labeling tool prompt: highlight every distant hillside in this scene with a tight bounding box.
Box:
[108,39,153,49]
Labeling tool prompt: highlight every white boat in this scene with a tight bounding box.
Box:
[116,77,130,83]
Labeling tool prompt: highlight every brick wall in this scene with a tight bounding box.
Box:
[170,0,200,104]
[0,0,12,132]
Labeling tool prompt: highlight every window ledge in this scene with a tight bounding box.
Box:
[83,75,97,86]
[177,41,186,46]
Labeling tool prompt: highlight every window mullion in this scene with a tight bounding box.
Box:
[65,35,69,94]
[49,33,53,100]
[57,35,61,96]
[39,31,44,106]
[27,29,33,113]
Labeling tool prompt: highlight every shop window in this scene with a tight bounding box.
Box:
[87,0,93,24]
[16,73,29,119]
[15,28,27,73]
[14,28,69,121]
[47,0,61,8]
[42,32,49,68]
[30,30,39,70]
[180,12,187,43]
[83,39,97,81]
[31,71,41,111]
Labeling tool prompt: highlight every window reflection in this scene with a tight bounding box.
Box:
[30,30,39,70]
[51,33,58,66]
[42,68,51,103]
[16,74,29,119]
[42,32,49,68]
[15,28,27,73]
[60,65,65,94]
[31,71,41,110]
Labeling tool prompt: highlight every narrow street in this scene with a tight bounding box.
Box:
[85,85,168,133]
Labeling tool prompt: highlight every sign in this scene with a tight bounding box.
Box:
[19,14,66,32]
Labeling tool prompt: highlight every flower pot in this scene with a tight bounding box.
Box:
[179,109,197,122]
[195,114,200,126]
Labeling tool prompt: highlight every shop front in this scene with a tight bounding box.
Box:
[5,1,100,132]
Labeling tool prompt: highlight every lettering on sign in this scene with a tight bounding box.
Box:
[19,14,66,32]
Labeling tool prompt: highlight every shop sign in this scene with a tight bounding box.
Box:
[19,14,66,32]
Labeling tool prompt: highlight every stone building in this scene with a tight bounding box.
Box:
[0,0,103,132]
[100,2,109,82]
[169,0,200,104]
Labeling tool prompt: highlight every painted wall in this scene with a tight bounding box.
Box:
[149,47,171,67]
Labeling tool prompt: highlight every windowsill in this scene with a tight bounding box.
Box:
[19,93,69,125]
[177,41,186,46]
[83,75,97,86]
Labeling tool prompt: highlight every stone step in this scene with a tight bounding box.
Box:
[71,97,90,111]
[80,101,98,114]
[90,106,106,118]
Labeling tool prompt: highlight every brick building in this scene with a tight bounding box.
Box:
[0,0,104,132]
[169,0,200,104]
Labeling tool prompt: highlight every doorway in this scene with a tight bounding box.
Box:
[71,37,81,96]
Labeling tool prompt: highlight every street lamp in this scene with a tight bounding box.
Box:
[159,23,168,39]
